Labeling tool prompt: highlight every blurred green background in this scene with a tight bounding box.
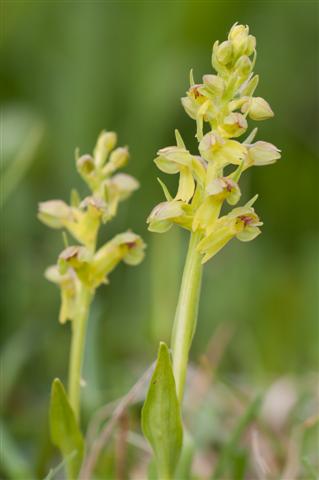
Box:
[1,1,318,478]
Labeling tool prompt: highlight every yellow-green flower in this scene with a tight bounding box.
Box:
[147,201,192,233]
[45,265,79,324]
[228,23,256,59]
[218,112,248,138]
[155,144,206,202]
[148,23,280,265]
[39,131,145,324]
[246,141,281,166]
[197,197,262,263]
[89,232,146,287]
[198,131,247,171]
[241,96,274,121]
[75,131,137,221]
[38,197,104,250]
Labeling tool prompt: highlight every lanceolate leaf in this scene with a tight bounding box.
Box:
[142,342,183,479]
[49,378,84,480]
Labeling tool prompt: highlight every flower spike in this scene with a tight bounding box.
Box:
[148,24,280,262]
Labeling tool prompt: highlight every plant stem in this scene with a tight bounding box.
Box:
[171,231,203,402]
[68,284,92,421]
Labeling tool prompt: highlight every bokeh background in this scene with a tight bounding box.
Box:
[1,1,318,478]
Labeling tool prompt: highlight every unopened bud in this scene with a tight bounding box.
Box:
[235,55,252,78]
[103,147,129,176]
[248,141,281,165]
[242,97,274,121]
[107,173,139,199]
[228,23,250,57]
[246,35,256,56]
[77,154,95,176]
[94,131,117,168]
[215,40,233,65]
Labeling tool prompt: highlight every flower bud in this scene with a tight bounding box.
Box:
[235,55,252,78]
[76,154,95,180]
[94,131,117,168]
[103,147,129,176]
[215,40,233,65]
[247,141,281,166]
[228,24,253,57]
[106,173,139,200]
[242,97,274,121]
[102,173,139,220]
[246,35,256,56]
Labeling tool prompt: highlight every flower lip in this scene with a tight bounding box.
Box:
[224,178,235,192]
[59,246,80,261]
[80,196,106,210]
[238,214,254,226]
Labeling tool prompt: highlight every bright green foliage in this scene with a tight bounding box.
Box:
[142,342,183,479]
[147,23,281,263]
[49,379,84,480]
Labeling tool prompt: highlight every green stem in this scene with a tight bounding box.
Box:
[68,284,92,421]
[171,231,203,402]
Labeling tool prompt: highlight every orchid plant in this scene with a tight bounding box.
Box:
[38,132,145,479]
[142,23,281,479]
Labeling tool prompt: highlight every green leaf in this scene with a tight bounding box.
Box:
[142,342,183,479]
[49,378,84,480]
[231,448,248,480]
